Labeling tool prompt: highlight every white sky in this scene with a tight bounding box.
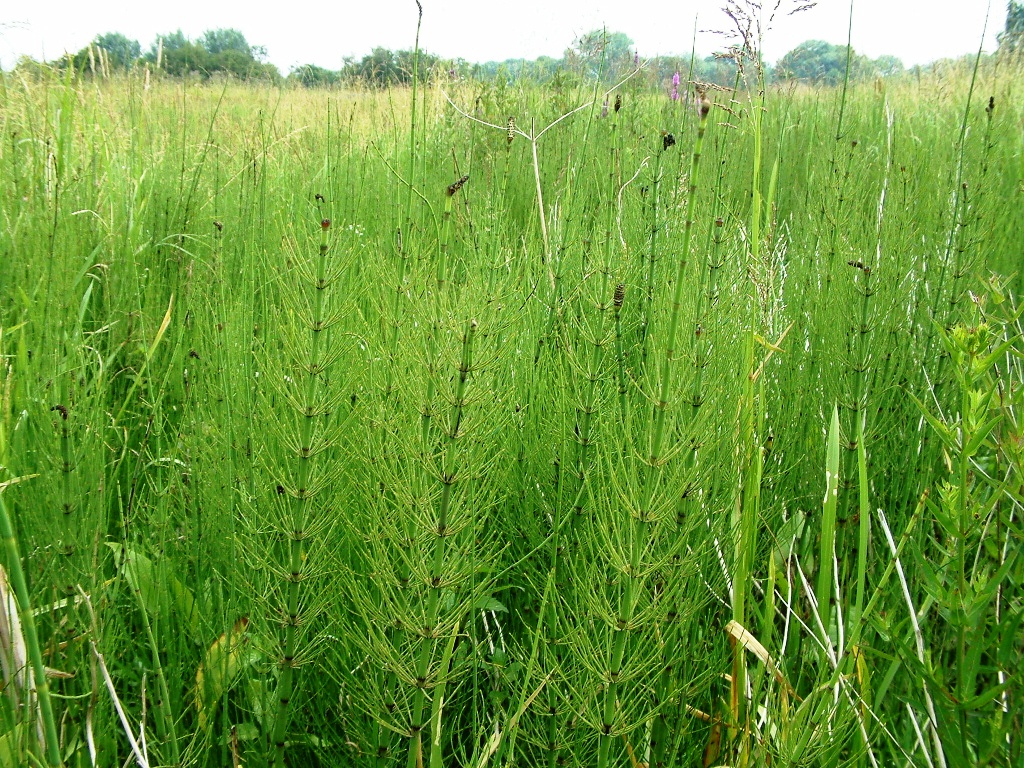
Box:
[0,1,1001,73]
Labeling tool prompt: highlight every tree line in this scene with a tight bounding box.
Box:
[13,4,1024,88]
[24,29,279,81]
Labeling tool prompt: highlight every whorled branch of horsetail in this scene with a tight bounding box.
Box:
[648,213,723,768]
[595,91,713,768]
[642,92,711,502]
[687,215,726,432]
[613,284,628,419]
[404,318,478,768]
[565,109,620,527]
[269,218,333,768]
[438,174,469,291]
[0,489,63,767]
[385,225,407,398]
[931,36,985,327]
[539,133,622,765]
[639,131,677,360]
[370,143,442,397]
[420,177,469,449]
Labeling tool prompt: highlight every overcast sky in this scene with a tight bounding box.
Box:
[0,1,1001,73]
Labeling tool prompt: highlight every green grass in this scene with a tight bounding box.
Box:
[0,52,1021,768]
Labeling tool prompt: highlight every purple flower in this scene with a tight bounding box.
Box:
[634,51,639,67]
[601,97,609,118]
[670,71,681,101]
[672,71,680,87]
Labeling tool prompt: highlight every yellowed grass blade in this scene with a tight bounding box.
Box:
[725,620,801,702]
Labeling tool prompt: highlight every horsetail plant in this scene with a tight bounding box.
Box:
[528,112,624,766]
[349,310,504,768]
[576,86,714,768]
[252,214,354,767]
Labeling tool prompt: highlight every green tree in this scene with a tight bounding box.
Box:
[146,30,202,74]
[343,47,440,87]
[93,33,141,68]
[566,29,634,80]
[355,47,400,85]
[144,29,278,80]
[290,64,340,88]
[697,54,741,87]
[201,28,251,57]
[871,54,904,77]
[775,40,870,85]
[998,2,1024,52]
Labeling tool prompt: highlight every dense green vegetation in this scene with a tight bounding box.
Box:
[0,33,1022,768]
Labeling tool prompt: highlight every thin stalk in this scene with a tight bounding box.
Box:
[0,492,63,767]
[816,405,841,633]
[640,145,666,356]
[529,124,553,289]
[404,1,423,232]
[385,226,409,398]
[613,284,628,420]
[731,76,768,761]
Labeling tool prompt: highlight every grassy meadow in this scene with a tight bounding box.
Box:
[0,52,1022,768]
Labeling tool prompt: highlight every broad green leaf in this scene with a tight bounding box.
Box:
[0,722,27,766]
[473,596,507,614]
[196,616,253,733]
[107,542,200,639]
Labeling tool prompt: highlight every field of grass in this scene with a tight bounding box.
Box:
[0,51,1022,768]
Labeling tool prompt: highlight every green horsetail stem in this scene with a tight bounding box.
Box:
[613,283,628,420]
[270,218,333,768]
[406,318,478,768]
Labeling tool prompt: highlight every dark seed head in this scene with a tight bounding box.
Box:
[613,283,625,307]
[321,219,331,230]
[662,132,676,151]
[447,174,469,197]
